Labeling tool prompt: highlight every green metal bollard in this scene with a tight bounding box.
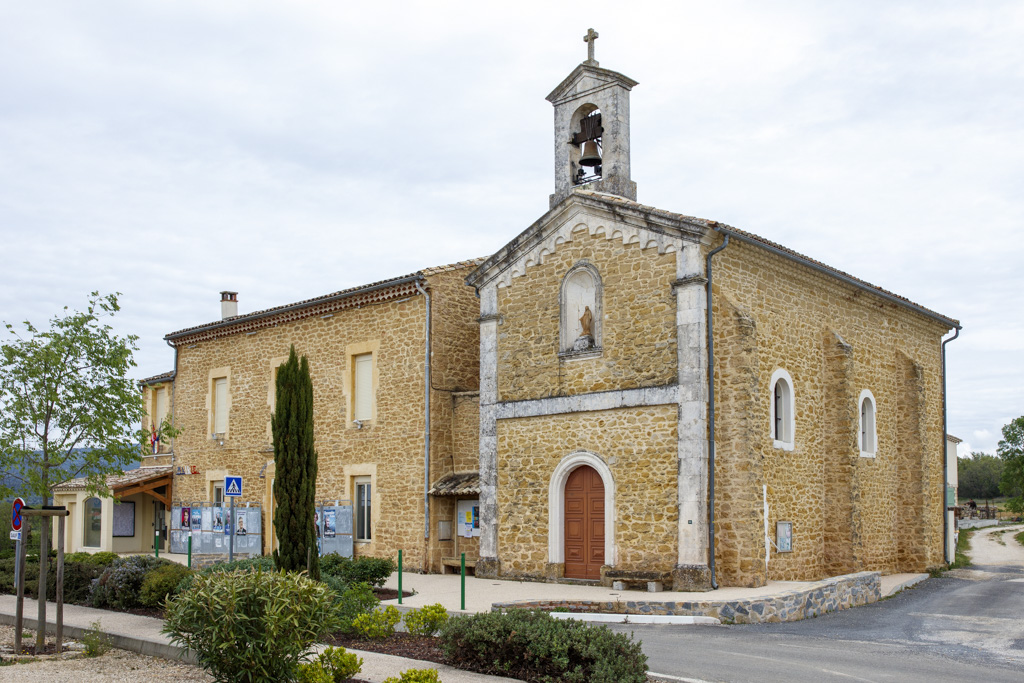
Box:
[461,552,466,611]
[398,549,403,605]
[154,530,159,559]
[187,534,192,569]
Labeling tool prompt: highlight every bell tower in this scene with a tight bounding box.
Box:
[547,29,639,208]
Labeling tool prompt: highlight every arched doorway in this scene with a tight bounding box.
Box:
[564,465,605,580]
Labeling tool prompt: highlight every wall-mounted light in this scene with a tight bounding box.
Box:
[353,420,364,429]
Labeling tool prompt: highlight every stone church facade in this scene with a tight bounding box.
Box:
[465,48,958,590]
[133,37,956,590]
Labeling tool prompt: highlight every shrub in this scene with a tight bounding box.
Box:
[334,581,380,635]
[439,609,647,683]
[298,646,363,683]
[320,554,395,588]
[92,555,175,610]
[382,669,441,683]
[140,562,193,607]
[353,605,401,639]
[163,569,343,683]
[403,603,449,636]
[174,555,277,595]
[66,551,119,567]
[44,560,105,605]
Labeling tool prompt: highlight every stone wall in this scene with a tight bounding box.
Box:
[711,238,949,585]
[168,266,480,572]
[495,227,677,402]
[494,405,678,579]
[492,571,881,624]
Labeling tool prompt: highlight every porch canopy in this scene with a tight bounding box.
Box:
[55,466,173,505]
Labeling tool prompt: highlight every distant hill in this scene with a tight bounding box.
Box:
[1,448,141,505]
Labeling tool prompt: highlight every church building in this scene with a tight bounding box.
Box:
[464,31,959,590]
[70,32,957,590]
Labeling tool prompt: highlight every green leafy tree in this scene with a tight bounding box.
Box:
[0,292,145,501]
[957,452,1004,500]
[272,345,320,580]
[998,416,1024,513]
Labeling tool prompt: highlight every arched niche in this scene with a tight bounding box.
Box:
[559,261,602,355]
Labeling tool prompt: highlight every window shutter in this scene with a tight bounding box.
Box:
[354,354,373,420]
[155,388,168,427]
[214,378,228,433]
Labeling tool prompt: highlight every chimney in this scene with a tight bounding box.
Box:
[220,291,238,319]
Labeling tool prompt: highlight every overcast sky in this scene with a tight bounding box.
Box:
[1,1,1021,456]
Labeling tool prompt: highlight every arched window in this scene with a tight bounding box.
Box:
[859,390,877,457]
[84,497,102,548]
[559,262,602,355]
[770,369,795,450]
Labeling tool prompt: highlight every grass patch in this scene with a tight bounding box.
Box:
[1015,530,1024,548]
[949,529,973,570]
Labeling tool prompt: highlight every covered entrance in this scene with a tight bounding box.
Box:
[564,465,604,580]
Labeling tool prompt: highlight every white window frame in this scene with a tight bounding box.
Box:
[212,482,225,504]
[859,389,877,458]
[354,476,372,542]
[770,368,795,451]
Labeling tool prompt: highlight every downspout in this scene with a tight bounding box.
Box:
[165,339,178,465]
[705,234,730,590]
[941,326,960,563]
[415,281,432,546]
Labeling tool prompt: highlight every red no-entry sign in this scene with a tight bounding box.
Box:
[11,497,25,532]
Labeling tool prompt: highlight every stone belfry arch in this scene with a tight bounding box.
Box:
[547,28,639,207]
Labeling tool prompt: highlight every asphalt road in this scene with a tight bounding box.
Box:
[610,563,1024,682]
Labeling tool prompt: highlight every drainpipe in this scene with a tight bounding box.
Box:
[415,281,432,546]
[705,234,730,590]
[941,326,960,563]
[164,339,179,465]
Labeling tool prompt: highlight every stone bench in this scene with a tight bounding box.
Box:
[441,557,477,574]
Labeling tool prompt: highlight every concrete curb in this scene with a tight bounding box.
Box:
[882,574,928,598]
[550,612,720,625]
[0,612,196,664]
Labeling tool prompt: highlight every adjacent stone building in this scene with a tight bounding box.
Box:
[113,34,957,589]
[162,263,483,572]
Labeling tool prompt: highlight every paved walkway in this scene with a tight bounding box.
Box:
[380,570,928,614]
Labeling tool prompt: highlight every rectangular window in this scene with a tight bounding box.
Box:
[213,377,228,435]
[213,482,224,505]
[355,476,372,541]
[353,354,373,422]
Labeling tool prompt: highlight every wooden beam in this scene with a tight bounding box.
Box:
[115,475,172,500]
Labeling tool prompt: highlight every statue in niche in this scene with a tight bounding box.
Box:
[573,305,595,352]
[562,264,600,354]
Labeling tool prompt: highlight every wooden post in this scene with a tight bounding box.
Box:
[56,515,65,655]
[36,515,48,652]
[14,517,29,655]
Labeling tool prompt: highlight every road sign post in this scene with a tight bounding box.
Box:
[11,498,24,591]
[225,476,242,562]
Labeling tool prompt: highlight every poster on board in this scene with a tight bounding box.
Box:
[236,512,247,535]
[324,510,336,538]
[192,508,203,531]
[201,507,213,532]
[181,507,191,530]
[212,507,224,533]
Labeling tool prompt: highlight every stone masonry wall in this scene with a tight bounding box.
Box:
[494,405,678,579]
[711,238,949,585]
[169,266,480,573]
[495,227,677,402]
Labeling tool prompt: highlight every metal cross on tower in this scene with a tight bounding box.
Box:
[584,28,599,64]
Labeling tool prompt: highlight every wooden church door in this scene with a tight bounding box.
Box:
[564,465,604,580]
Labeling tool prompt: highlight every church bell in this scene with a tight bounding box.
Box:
[579,140,601,167]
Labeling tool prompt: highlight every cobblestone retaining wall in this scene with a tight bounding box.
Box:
[492,571,881,624]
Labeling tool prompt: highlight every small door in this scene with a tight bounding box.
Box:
[153,501,167,551]
[564,465,605,580]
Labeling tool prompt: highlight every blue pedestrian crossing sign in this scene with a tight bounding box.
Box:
[225,476,243,497]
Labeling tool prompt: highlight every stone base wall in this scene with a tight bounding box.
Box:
[493,571,881,624]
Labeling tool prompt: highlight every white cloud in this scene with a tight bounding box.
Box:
[1,1,1022,448]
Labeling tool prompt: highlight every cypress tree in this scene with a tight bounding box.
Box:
[272,345,320,580]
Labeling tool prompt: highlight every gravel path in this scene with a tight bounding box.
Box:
[0,625,211,682]
[968,523,1024,566]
